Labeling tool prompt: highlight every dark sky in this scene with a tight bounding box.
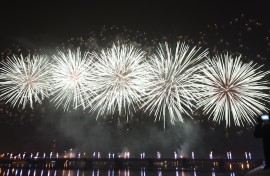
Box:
[0,0,269,46]
[0,0,269,159]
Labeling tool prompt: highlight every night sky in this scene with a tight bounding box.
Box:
[0,0,270,159]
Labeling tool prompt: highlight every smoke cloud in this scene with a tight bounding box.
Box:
[38,109,206,159]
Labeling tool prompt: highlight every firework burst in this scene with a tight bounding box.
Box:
[0,54,51,109]
[198,53,270,126]
[50,48,94,110]
[90,42,149,119]
[142,42,208,128]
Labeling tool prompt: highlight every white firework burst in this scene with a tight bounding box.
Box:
[0,54,51,109]
[198,53,270,127]
[90,42,149,119]
[50,48,94,110]
[142,42,208,128]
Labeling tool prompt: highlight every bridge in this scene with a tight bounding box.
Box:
[0,157,262,172]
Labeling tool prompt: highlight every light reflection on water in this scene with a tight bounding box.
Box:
[0,168,246,176]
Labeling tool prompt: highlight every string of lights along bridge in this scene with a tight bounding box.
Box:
[1,150,253,160]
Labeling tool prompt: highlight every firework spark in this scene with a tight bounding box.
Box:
[90,42,149,119]
[198,53,270,126]
[0,54,51,109]
[142,42,208,128]
[50,48,94,110]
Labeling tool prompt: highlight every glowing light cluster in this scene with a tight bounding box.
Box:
[198,54,270,126]
[50,48,94,110]
[142,42,208,127]
[90,43,149,120]
[0,54,51,109]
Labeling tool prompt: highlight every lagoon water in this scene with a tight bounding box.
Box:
[0,168,248,176]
